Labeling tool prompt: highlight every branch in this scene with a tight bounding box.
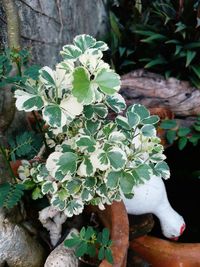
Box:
[39,206,67,246]
[2,0,21,48]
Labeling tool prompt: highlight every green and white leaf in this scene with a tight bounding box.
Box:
[95,69,121,95]
[51,195,66,211]
[41,181,58,194]
[61,44,82,60]
[66,178,82,195]
[90,150,110,171]
[76,135,96,153]
[115,115,131,130]
[129,104,150,120]
[141,124,156,137]
[93,41,108,51]
[15,90,44,112]
[46,152,63,176]
[127,111,140,128]
[107,147,127,171]
[56,152,78,176]
[154,161,170,179]
[105,93,126,113]
[142,115,159,125]
[77,156,95,177]
[64,199,84,217]
[74,34,96,52]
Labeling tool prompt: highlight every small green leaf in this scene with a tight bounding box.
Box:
[166,130,177,144]
[41,181,57,194]
[130,104,150,120]
[177,127,191,137]
[98,247,105,261]
[119,171,135,194]
[64,237,81,247]
[191,65,200,79]
[107,147,127,171]
[76,242,88,257]
[186,50,196,67]
[105,248,114,264]
[102,228,110,245]
[144,57,167,68]
[178,136,188,150]
[160,120,177,129]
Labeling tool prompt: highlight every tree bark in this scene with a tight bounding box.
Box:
[121,69,200,117]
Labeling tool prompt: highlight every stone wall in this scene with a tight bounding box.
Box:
[0,0,108,66]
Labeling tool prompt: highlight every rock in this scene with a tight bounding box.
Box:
[44,229,79,267]
[0,212,45,267]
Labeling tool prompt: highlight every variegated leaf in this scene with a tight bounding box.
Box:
[154,161,170,179]
[115,115,131,130]
[93,41,108,51]
[74,34,96,52]
[56,152,78,175]
[141,124,157,137]
[105,93,126,113]
[76,135,96,153]
[64,199,84,217]
[95,69,121,95]
[66,178,82,195]
[51,195,66,211]
[41,181,58,194]
[61,44,82,60]
[77,156,95,177]
[15,90,44,112]
[107,147,127,171]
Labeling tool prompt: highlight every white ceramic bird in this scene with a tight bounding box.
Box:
[122,175,186,240]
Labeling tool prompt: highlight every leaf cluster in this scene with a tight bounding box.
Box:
[160,117,200,149]
[64,226,113,264]
[8,131,43,161]
[108,0,200,88]
[0,182,25,209]
[15,35,169,219]
[0,48,40,88]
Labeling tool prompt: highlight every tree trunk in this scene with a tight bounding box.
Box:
[121,69,200,117]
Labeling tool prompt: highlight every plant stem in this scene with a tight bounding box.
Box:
[31,111,49,153]
[0,143,16,183]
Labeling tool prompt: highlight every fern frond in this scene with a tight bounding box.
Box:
[8,131,43,160]
[0,182,25,209]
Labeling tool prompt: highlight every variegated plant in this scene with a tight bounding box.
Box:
[15,34,170,218]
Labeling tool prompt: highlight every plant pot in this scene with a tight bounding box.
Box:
[86,201,129,267]
[129,235,200,267]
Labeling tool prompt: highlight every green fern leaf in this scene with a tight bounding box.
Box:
[0,183,25,209]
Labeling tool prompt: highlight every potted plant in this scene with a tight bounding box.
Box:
[12,34,169,265]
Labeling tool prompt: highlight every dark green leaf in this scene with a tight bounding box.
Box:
[178,136,188,150]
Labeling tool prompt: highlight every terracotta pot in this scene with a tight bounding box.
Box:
[87,201,129,267]
[130,235,200,267]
